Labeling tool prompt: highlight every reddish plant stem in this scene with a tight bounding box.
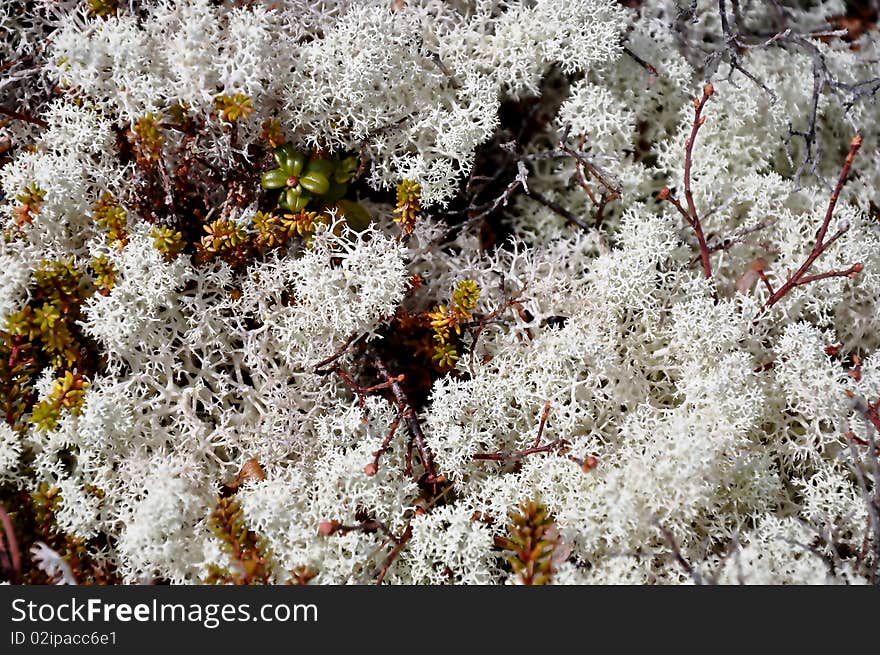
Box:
[313,334,358,374]
[365,410,404,477]
[557,135,622,225]
[4,337,34,427]
[468,285,527,378]
[623,46,659,77]
[472,401,558,461]
[0,504,21,583]
[472,439,565,462]
[656,522,702,585]
[0,106,47,129]
[373,358,442,485]
[330,364,403,418]
[404,434,415,479]
[472,400,598,472]
[793,263,863,288]
[761,135,863,310]
[660,83,715,280]
[320,519,397,541]
[375,523,412,586]
[846,431,880,456]
[865,398,880,434]
[531,400,552,448]
[319,516,412,584]
[755,266,775,296]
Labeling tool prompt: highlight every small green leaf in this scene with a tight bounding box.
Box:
[261,169,289,189]
[336,199,371,231]
[286,151,307,177]
[299,171,330,195]
[273,144,298,170]
[304,158,335,178]
[334,156,358,183]
[282,188,312,212]
[323,181,348,203]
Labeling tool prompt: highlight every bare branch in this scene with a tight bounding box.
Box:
[761,135,863,310]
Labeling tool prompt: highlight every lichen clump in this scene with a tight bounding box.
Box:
[1,0,879,586]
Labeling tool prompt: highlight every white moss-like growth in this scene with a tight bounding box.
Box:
[1,0,879,585]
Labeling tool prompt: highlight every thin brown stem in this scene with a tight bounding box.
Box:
[762,135,863,310]
[656,522,703,585]
[792,263,862,288]
[525,189,591,231]
[365,410,404,477]
[472,439,566,462]
[375,523,412,585]
[659,83,715,280]
[0,106,48,129]
[684,85,714,279]
[313,334,359,374]
[468,285,527,378]
[373,358,442,485]
[0,504,21,583]
[531,401,552,449]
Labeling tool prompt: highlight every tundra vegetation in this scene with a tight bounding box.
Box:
[1,0,879,585]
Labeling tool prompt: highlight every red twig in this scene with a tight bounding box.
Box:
[328,364,403,419]
[656,522,703,585]
[472,438,567,462]
[313,334,359,374]
[0,106,48,129]
[660,83,715,280]
[404,433,415,479]
[760,135,863,310]
[846,431,880,456]
[375,523,412,585]
[318,515,412,585]
[472,400,599,472]
[0,504,21,583]
[365,410,404,477]
[474,401,558,461]
[468,285,527,378]
[318,518,396,541]
[792,264,863,288]
[531,400,552,448]
[864,398,880,434]
[373,358,443,486]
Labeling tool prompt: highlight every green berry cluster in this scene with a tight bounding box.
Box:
[261,144,358,213]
